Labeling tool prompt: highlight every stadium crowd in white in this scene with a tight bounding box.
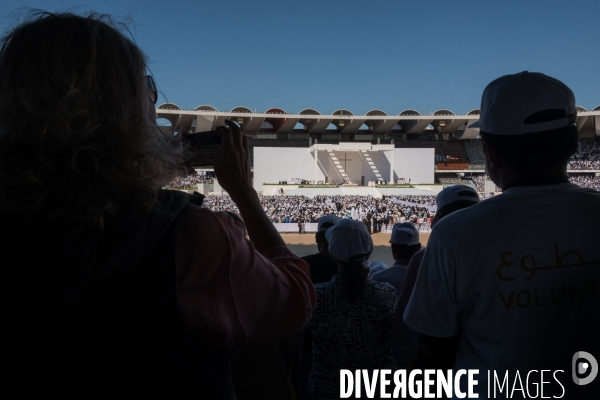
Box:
[202,194,436,231]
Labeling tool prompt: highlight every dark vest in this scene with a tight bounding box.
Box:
[2,191,235,399]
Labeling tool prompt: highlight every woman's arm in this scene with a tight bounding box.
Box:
[176,208,315,347]
[213,119,286,252]
[176,119,315,347]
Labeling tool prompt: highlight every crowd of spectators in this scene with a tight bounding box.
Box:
[570,137,600,170]
[437,177,471,185]
[568,174,600,189]
[462,139,486,169]
[202,194,436,231]
[459,137,600,172]
[165,173,214,189]
[468,173,600,192]
[470,174,487,192]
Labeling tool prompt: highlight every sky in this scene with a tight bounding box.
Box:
[1,0,599,115]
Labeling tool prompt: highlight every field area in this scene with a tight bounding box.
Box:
[282,232,431,267]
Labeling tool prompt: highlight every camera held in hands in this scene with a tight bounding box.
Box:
[182,130,222,167]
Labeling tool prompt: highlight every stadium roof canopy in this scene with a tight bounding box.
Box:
[157,107,600,139]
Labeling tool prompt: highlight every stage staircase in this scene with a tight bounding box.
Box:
[327,150,348,183]
[358,150,383,182]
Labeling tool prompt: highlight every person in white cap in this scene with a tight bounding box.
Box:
[404,72,600,398]
[371,222,421,294]
[392,184,480,373]
[306,219,397,399]
[370,222,421,372]
[301,214,342,285]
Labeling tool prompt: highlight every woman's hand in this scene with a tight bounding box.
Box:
[213,119,252,196]
[212,119,285,251]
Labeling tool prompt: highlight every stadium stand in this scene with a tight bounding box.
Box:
[462,139,486,169]
[436,140,469,169]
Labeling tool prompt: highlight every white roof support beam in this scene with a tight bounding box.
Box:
[439,119,469,134]
[340,118,367,134]
[308,118,334,133]
[406,119,434,134]
[277,117,301,133]
[373,119,401,134]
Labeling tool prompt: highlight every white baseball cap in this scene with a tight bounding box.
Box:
[436,184,480,211]
[469,71,576,135]
[317,214,342,232]
[325,219,373,262]
[390,222,419,245]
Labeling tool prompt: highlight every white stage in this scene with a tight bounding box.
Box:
[253,143,435,192]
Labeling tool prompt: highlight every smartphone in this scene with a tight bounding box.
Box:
[184,130,222,147]
[183,130,222,167]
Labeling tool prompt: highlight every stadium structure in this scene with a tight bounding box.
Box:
[157,104,600,197]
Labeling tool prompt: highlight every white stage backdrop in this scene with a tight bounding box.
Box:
[386,148,435,184]
[253,148,325,191]
[253,147,435,191]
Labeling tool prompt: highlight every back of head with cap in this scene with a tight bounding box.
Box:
[435,185,480,219]
[326,219,373,263]
[389,222,421,261]
[325,219,373,302]
[473,72,578,179]
[390,222,419,246]
[315,214,342,255]
[471,71,576,136]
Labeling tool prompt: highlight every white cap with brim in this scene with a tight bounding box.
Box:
[436,184,480,211]
[389,222,420,245]
[325,219,373,263]
[431,185,481,229]
[469,71,576,135]
[317,214,342,232]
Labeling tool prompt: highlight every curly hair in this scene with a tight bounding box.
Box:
[0,11,183,232]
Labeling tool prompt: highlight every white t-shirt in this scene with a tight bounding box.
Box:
[404,183,600,397]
